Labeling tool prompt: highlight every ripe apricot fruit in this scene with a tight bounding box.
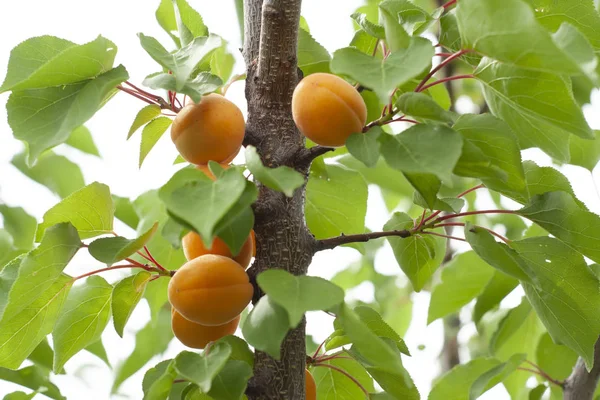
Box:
[305,369,317,400]
[292,73,367,147]
[171,93,245,165]
[182,231,254,269]
[171,308,239,349]
[168,254,253,326]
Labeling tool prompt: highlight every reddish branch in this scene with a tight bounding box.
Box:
[422,231,466,242]
[432,209,516,224]
[72,264,145,281]
[433,222,510,243]
[442,0,457,9]
[417,74,474,93]
[415,49,471,92]
[423,184,485,224]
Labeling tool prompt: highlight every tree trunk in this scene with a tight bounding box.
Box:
[242,1,311,399]
[563,337,600,400]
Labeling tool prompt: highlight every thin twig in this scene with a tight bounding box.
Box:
[517,367,564,387]
[422,231,467,242]
[117,86,160,106]
[73,264,145,281]
[415,49,471,92]
[144,245,167,272]
[417,74,474,93]
[433,209,516,224]
[423,184,484,224]
[432,222,511,243]
[314,230,411,252]
[442,0,457,9]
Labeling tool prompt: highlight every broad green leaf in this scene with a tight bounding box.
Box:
[403,172,441,210]
[384,212,445,291]
[464,225,535,283]
[428,357,503,400]
[214,336,254,367]
[0,35,117,92]
[112,271,153,337]
[476,59,593,162]
[53,275,112,372]
[413,194,464,213]
[379,124,463,182]
[210,45,235,82]
[512,237,600,368]
[428,251,495,324]
[362,359,419,400]
[207,360,253,400]
[298,29,331,75]
[159,167,246,247]
[378,1,411,51]
[379,0,437,36]
[155,0,180,46]
[11,151,85,199]
[245,146,305,197]
[36,182,113,241]
[172,0,208,45]
[536,333,578,381]
[0,232,21,269]
[452,114,526,197]
[85,339,110,367]
[27,338,55,372]
[312,358,375,400]
[3,390,39,400]
[473,271,518,324]
[518,161,581,206]
[551,23,598,83]
[569,131,600,171]
[529,385,547,400]
[112,307,173,392]
[139,117,173,167]
[113,195,140,230]
[518,191,600,263]
[470,354,527,400]
[0,205,36,251]
[0,365,65,400]
[241,295,290,359]
[346,127,381,168]
[395,92,455,123]
[349,30,380,56]
[456,0,584,75]
[138,34,221,92]
[174,344,232,393]
[7,65,128,164]
[128,105,162,139]
[336,305,404,374]
[65,126,100,157]
[145,359,177,400]
[0,223,80,322]
[89,223,158,265]
[305,164,368,240]
[142,360,187,400]
[257,270,344,327]
[351,13,385,39]
[331,37,434,103]
[143,72,222,104]
[337,156,414,198]
[0,274,73,369]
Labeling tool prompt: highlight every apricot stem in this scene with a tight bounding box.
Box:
[442,0,457,9]
[72,264,146,281]
[143,245,168,272]
[423,184,485,224]
[415,49,471,92]
[314,363,370,397]
[421,231,467,242]
[433,209,516,224]
[517,367,564,387]
[432,222,511,244]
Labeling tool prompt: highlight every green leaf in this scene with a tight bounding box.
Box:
[384,212,445,291]
[470,354,527,400]
[346,127,381,168]
[241,295,290,359]
[297,29,331,75]
[245,146,305,197]
[7,65,128,164]
[512,237,600,368]
[112,306,173,392]
[85,339,110,367]
[36,182,114,241]
[379,0,437,36]
[27,339,55,372]
[139,117,173,168]
[174,344,232,393]
[475,59,593,162]
[305,164,368,240]
[428,357,504,400]
[395,92,455,123]
[138,34,221,92]
[0,35,117,93]
[351,13,385,39]
[112,195,140,230]
[536,333,578,381]
[155,0,180,47]
[428,251,495,324]
[65,126,100,157]
[207,360,253,400]
[143,72,222,104]
[331,37,434,103]
[473,271,518,324]
[145,359,177,400]
[413,194,464,213]
[210,46,235,82]
[112,271,153,337]
[570,131,600,171]
[11,151,85,199]
[0,223,80,323]
[159,167,246,247]
[0,365,65,400]
[172,0,208,45]
[214,336,254,367]
[3,390,39,400]
[312,358,375,400]
[0,205,36,251]
[379,124,463,182]
[518,191,600,263]
[257,270,344,327]
[0,274,73,369]
[128,105,162,139]
[53,275,112,372]
[89,223,158,265]
[142,360,187,400]
[518,161,582,206]
[378,1,410,51]
[404,172,441,210]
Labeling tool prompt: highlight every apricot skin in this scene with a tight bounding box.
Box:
[306,369,317,400]
[171,308,239,349]
[182,231,254,269]
[168,255,253,326]
[171,93,245,165]
[292,73,367,147]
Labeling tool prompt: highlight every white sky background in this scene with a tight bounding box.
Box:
[0,1,599,399]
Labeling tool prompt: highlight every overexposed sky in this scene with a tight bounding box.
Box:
[0,1,599,399]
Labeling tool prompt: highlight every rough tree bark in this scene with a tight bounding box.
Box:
[563,337,600,400]
[242,1,312,399]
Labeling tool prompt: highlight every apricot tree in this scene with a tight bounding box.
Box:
[1,0,600,400]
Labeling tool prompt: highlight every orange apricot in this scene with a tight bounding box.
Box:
[168,254,253,326]
[292,73,367,147]
[171,93,245,165]
[171,308,239,349]
[182,231,254,269]
[305,369,316,400]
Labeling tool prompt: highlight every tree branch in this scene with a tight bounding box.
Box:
[242,0,263,67]
[295,146,334,168]
[563,337,600,400]
[314,230,411,252]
